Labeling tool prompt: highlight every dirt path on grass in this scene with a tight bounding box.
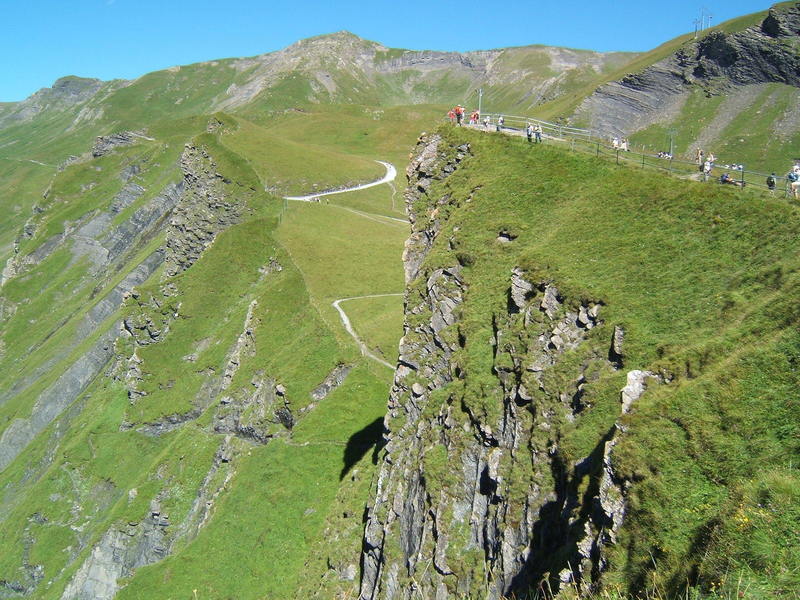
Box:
[282,160,404,370]
[332,294,403,370]
[283,160,397,201]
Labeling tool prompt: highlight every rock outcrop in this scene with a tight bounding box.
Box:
[575,4,800,137]
[0,328,118,472]
[163,144,242,277]
[91,131,138,157]
[359,134,652,599]
[60,437,236,600]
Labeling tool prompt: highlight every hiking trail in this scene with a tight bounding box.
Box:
[282,160,404,371]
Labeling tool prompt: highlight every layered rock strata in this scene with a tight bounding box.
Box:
[360,134,650,599]
[575,4,800,137]
[163,144,242,277]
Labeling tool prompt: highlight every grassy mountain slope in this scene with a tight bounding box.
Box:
[566,2,800,172]
[0,111,408,599]
[0,6,798,598]
[360,125,799,599]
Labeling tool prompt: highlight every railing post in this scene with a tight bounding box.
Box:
[596,142,600,157]
[616,149,620,165]
[641,151,645,168]
[740,166,745,189]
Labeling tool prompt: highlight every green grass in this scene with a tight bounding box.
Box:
[326,182,406,219]
[219,114,385,195]
[337,294,404,362]
[275,200,406,347]
[403,126,800,598]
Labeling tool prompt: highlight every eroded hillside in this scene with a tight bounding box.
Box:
[359,127,800,599]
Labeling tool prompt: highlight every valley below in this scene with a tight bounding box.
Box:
[1,3,800,599]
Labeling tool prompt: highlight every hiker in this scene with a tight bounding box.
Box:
[612,137,620,150]
[496,115,504,132]
[447,109,455,123]
[534,124,542,143]
[707,152,716,165]
[526,123,534,143]
[766,172,777,194]
[483,115,490,129]
[471,110,479,125]
[455,105,464,126]
[695,148,704,165]
[788,168,800,198]
[621,138,629,151]
[703,160,712,181]
[720,172,743,187]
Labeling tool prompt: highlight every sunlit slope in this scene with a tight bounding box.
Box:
[0,115,405,599]
[367,125,800,598]
[564,2,800,171]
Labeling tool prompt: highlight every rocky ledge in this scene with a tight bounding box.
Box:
[359,133,658,600]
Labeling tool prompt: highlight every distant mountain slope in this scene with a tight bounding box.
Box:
[571,2,800,168]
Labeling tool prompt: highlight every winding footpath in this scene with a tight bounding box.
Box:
[332,294,403,370]
[283,160,404,371]
[283,160,397,201]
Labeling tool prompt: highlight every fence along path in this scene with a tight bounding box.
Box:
[471,113,794,197]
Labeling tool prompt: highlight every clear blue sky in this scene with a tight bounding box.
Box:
[1,0,774,102]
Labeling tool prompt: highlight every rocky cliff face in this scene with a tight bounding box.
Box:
[163,143,243,277]
[360,134,653,599]
[574,4,800,137]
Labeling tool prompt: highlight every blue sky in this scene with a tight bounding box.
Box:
[1,0,774,102]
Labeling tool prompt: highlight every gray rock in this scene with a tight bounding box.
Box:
[575,4,800,138]
[310,364,352,401]
[163,144,243,278]
[92,131,137,157]
[620,369,656,414]
[509,267,534,312]
[0,327,118,473]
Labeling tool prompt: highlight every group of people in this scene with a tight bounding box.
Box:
[782,164,800,198]
[447,105,482,127]
[525,123,543,143]
[696,147,799,195]
[448,115,796,196]
[448,108,547,143]
[611,137,630,152]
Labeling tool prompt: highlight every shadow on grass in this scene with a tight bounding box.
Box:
[340,417,386,480]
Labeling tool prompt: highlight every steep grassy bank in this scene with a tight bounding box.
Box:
[361,125,799,599]
[0,109,409,599]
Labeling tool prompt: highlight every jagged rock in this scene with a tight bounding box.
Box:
[163,144,243,278]
[221,300,258,390]
[509,267,534,312]
[213,375,292,443]
[310,364,351,401]
[610,325,625,368]
[92,131,137,157]
[575,4,800,138]
[540,284,561,318]
[620,369,656,414]
[401,135,471,283]
[359,135,649,600]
